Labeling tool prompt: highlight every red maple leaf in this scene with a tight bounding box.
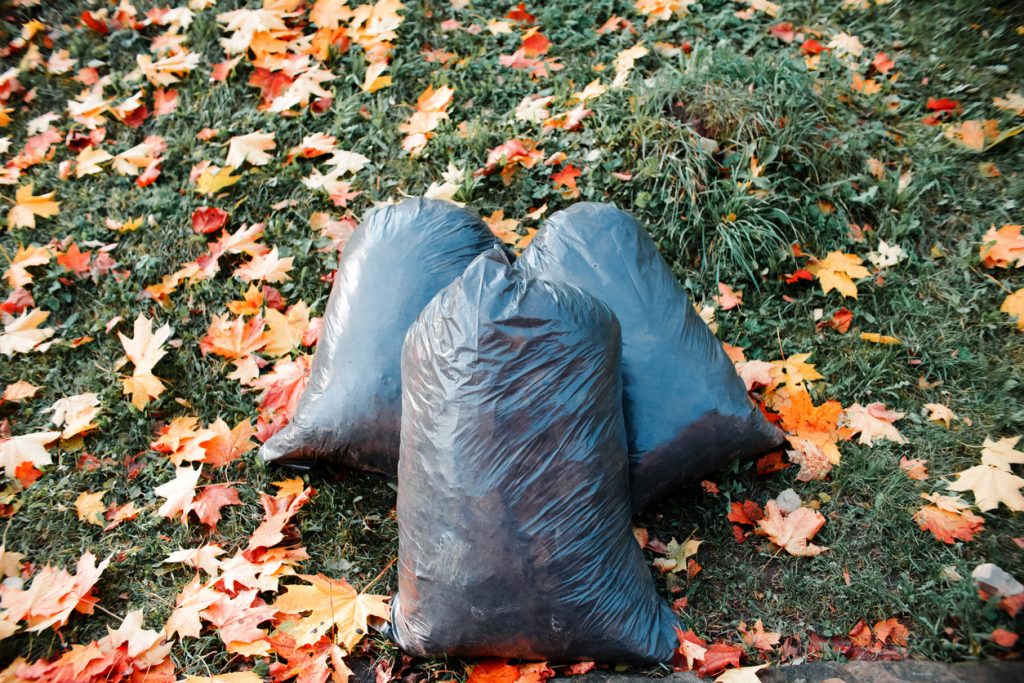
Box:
[551,164,581,191]
[697,643,742,677]
[192,206,230,234]
[57,243,93,276]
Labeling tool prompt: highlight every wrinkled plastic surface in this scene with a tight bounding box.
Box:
[391,248,679,663]
[259,198,501,475]
[516,203,784,510]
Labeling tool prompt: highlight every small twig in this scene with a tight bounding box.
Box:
[361,556,397,593]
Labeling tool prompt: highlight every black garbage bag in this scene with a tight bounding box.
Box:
[391,247,679,663]
[259,198,501,475]
[516,203,784,510]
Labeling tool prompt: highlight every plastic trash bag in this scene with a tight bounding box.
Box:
[391,248,679,663]
[259,198,501,475]
[516,203,784,510]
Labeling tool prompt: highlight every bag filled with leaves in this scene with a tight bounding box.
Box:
[516,203,784,510]
[391,247,679,663]
[259,198,501,475]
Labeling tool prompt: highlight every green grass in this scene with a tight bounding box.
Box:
[0,0,1022,677]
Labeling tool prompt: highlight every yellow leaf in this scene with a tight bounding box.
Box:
[924,403,958,428]
[118,314,171,409]
[121,372,167,411]
[195,166,241,195]
[262,302,311,357]
[860,332,901,344]
[75,491,105,526]
[361,61,392,93]
[7,183,59,229]
[1001,288,1024,330]
[949,464,1024,512]
[806,251,870,298]
[770,352,823,388]
[75,146,113,178]
[273,574,390,649]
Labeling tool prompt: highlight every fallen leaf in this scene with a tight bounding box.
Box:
[924,403,958,428]
[7,183,59,229]
[273,574,390,649]
[756,500,828,556]
[806,251,870,298]
[949,464,1024,512]
[75,491,105,526]
[913,493,984,543]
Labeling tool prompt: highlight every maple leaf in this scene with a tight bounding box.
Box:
[714,282,743,310]
[191,484,241,529]
[551,164,582,197]
[756,500,828,556]
[196,165,242,195]
[770,352,823,388]
[57,243,93,275]
[201,314,267,360]
[949,464,1024,512]
[714,664,769,683]
[118,314,172,409]
[913,493,984,543]
[697,642,743,677]
[652,536,701,574]
[1002,289,1024,330]
[48,393,100,439]
[273,574,390,649]
[155,465,202,523]
[805,251,870,298]
[263,302,312,357]
[0,308,55,356]
[612,43,648,87]
[75,491,105,526]
[164,545,226,577]
[226,131,276,168]
[738,618,780,651]
[192,206,230,234]
[399,85,454,156]
[674,627,708,670]
[7,183,59,229]
[104,501,140,531]
[0,551,109,631]
[234,247,294,283]
[4,245,54,288]
[75,145,113,177]
[165,574,221,639]
[201,589,275,655]
[924,403,958,428]
[246,483,316,554]
[203,419,257,467]
[253,355,312,434]
[2,380,39,403]
[268,632,353,683]
[841,402,907,446]
[899,456,929,481]
[981,436,1024,470]
[979,224,1024,268]
[0,430,59,478]
[635,0,695,25]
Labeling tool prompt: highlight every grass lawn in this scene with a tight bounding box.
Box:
[0,0,1022,679]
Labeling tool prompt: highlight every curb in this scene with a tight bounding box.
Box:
[555,661,1024,683]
